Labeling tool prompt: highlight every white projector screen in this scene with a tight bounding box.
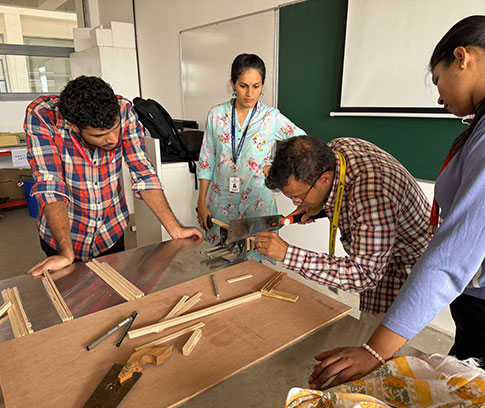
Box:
[340,0,485,112]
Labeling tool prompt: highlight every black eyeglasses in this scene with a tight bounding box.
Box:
[284,171,325,205]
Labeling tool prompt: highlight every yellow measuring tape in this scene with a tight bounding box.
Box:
[329,151,346,255]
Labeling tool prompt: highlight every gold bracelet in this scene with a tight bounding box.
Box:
[361,343,386,365]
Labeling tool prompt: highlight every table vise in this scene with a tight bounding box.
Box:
[200,218,255,265]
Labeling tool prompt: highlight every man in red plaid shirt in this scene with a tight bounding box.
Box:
[255,136,431,318]
[24,76,202,277]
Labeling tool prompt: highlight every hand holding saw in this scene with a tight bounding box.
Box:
[227,208,327,243]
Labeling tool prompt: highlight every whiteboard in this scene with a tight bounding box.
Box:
[180,10,276,129]
[340,0,485,111]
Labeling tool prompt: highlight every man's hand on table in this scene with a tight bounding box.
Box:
[26,254,74,277]
[170,226,203,240]
[308,346,380,389]
[254,231,289,261]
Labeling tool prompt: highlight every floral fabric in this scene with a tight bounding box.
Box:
[285,354,485,408]
[197,100,305,258]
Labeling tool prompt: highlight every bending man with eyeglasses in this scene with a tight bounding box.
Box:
[24,76,202,277]
[255,136,431,322]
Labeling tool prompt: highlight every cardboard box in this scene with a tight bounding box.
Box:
[0,169,33,202]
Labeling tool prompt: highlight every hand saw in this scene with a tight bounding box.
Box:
[226,208,327,243]
[82,345,172,408]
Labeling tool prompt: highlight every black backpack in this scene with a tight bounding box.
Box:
[133,97,202,189]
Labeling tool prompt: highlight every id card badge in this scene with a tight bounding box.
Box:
[229,177,241,193]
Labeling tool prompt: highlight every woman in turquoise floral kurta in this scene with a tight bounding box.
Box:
[196,54,305,260]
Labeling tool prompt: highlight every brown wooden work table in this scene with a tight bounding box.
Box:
[0,238,380,407]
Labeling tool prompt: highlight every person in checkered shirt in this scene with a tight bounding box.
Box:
[24,76,202,277]
[255,136,431,320]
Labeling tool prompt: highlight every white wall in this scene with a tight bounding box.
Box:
[0,101,29,132]
[134,0,303,121]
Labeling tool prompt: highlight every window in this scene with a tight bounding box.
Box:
[0,3,77,100]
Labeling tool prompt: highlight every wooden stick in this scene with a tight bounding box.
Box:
[163,295,189,320]
[211,218,229,229]
[86,261,134,301]
[0,300,12,317]
[226,274,253,284]
[159,292,202,323]
[100,261,144,298]
[2,287,33,337]
[260,272,286,292]
[12,287,33,333]
[176,292,202,316]
[135,322,205,351]
[129,292,261,339]
[182,329,202,356]
[262,289,299,303]
[92,259,141,299]
[42,271,73,322]
[2,289,20,337]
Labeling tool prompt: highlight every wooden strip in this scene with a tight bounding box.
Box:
[159,292,202,323]
[211,218,229,229]
[12,287,33,334]
[0,300,12,317]
[182,329,202,356]
[260,272,286,292]
[175,292,202,316]
[135,322,205,351]
[163,295,189,320]
[42,272,74,322]
[0,315,8,325]
[100,261,144,298]
[129,292,261,339]
[41,278,64,320]
[262,289,299,303]
[226,274,253,284]
[92,259,139,299]
[86,261,134,301]
[1,290,20,337]
[6,288,24,337]
[43,271,73,321]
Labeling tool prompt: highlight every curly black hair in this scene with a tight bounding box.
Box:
[58,76,120,130]
[265,136,336,190]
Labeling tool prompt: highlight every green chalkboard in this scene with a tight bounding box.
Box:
[278,0,464,180]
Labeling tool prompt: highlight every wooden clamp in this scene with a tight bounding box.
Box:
[118,345,172,384]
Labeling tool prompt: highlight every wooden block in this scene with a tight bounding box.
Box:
[182,329,202,356]
[226,274,253,284]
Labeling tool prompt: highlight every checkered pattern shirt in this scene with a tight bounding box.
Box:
[25,95,161,260]
[283,138,431,313]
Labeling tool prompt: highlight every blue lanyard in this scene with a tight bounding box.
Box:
[231,101,258,163]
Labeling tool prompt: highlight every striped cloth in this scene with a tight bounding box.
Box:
[24,95,161,260]
[283,138,431,313]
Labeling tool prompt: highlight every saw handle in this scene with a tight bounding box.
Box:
[281,208,327,226]
[117,345,172,384]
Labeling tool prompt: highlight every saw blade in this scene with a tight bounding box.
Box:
[227,215,282,243]
[82,363,142,408]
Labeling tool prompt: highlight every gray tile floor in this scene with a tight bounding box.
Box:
[0,206,455,407]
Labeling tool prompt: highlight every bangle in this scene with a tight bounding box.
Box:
[361,343,386,365]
